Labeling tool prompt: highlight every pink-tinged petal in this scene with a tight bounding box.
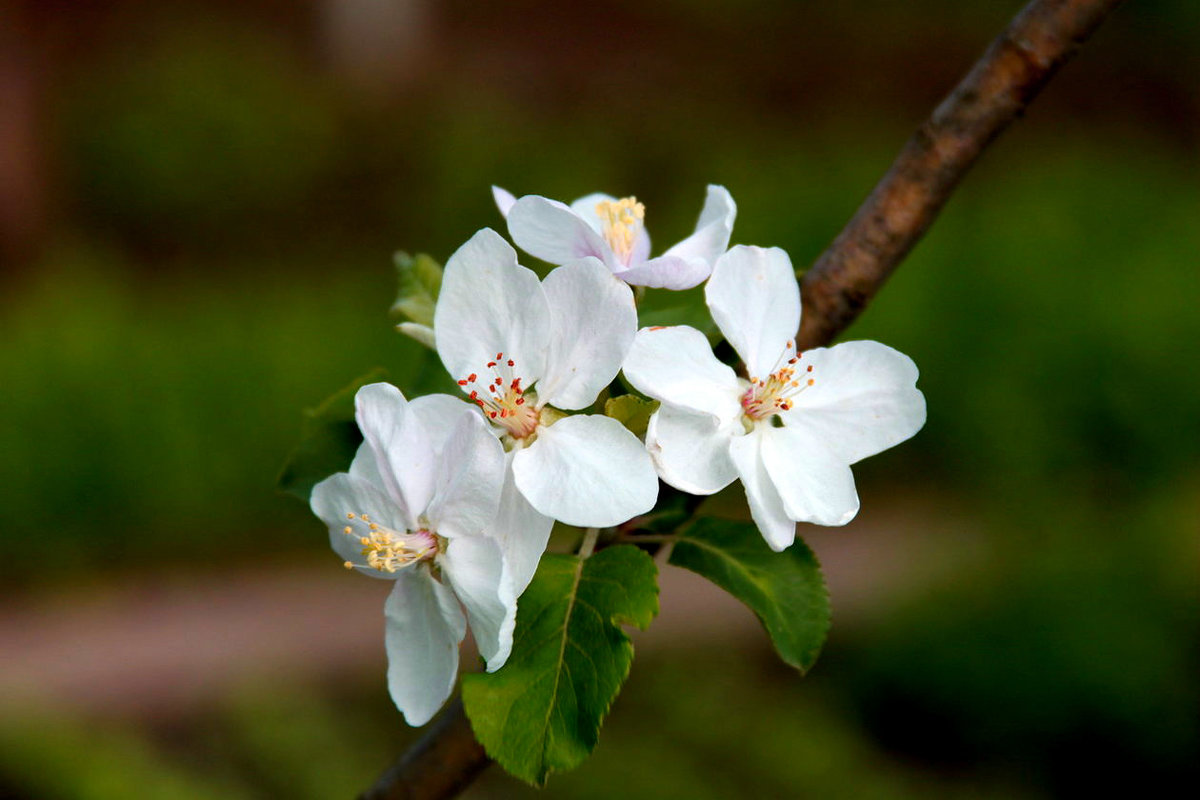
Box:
[384,571,466,726]
[311,470,407,579]
[615,254,711,290]
[630,227,651,266]
[728,428,796,551]
[538,257,637,410]
[645,405,739,495]
[783,340,926,465]
[441,536,516,671]
[435,228,550,390]
[491,450,553,597]
[492,186,517,218]
[512,414,658,527]
[706,246,801,380]
[354,383,430,529]
[569,192,617,233]
[663,184,737,266]
[761,424,860,527]
[622,326,742,422]
[507,196,618,270]
[426,411,505,540]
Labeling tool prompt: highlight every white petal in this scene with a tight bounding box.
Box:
[507,196,618,270]
[705,246,801,380]
[760,424,860,527]
[492,186,517,218]
[311,471,407,579]
[728,428,796,551]
[354,383,431,529]
[538,257,637,410]
[622,326,742,421]
[783,340,927,464]
[434,228,550,390]
[407,393,477,450]
[426,411,505,539]
[615,254,712,290]
[663,184,737,266]
[645,405,739,495]
[568,192,617,233]
[441,536,516,671]
[512,414,659,527]
[491,450,554,597]
[396,321,436,350]
[384,571,466,726]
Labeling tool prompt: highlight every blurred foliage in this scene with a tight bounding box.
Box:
[0,652,1034,800]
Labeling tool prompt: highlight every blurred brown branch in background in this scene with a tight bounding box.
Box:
[362,0,1127,797]
[797,0,1127,350]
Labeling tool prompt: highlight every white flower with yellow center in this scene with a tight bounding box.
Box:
[310,383,511,727]
[622,245,927,551]
[434,228,659,552]
[492,184,736,290]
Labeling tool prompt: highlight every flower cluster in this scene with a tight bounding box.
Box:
[310,185,925,724]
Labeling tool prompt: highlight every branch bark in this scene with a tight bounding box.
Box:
[797,0,1126,350]
[358,698,490,800]
[361,0,1125,797]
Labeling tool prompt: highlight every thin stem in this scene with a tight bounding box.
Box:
[577,527,600,559]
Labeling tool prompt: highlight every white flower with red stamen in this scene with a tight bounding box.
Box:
[434,227,659,542]
[622,245,927,551]
[309,383,511,727]
[492,184,736,290]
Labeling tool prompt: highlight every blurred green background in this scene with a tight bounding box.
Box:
[1,0,1196,797]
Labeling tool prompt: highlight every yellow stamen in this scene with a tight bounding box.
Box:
[595,197,645,265]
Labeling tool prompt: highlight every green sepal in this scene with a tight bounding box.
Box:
[390,251,443,328]
[603,395,659,439]
[669,517,831,673]
[462,545,659,785]
[276,367,386,502]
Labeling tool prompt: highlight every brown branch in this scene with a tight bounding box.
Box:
[361,1,1125,797]
[797,0,1127,350]
[358,698,490,800]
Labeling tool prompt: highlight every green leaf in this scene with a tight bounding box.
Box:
[390,251,443,328]
[462,545,659,785]
[669,517,830,673]
[603,395,658,439]
[276,367,386,502]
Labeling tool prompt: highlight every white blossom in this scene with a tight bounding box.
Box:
[623,245,926,551]
[310,383,511,726]
[494,185,736,290]
[434,229,659,557]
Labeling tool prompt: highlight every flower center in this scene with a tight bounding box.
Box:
[341,513,440,573]
[595,197,645,265]
[458,352,540,439]
[740,341,815,421]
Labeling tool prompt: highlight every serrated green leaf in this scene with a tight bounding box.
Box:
[670,517,830,672]
[462,545,658,785]
[390,252,443,328]
[603,395,658,439]
[276,367,386,502]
